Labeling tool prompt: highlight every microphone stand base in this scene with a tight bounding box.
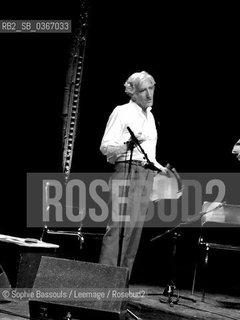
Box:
[159,282,196,307]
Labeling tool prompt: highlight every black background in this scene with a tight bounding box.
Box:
[0,1,239,290]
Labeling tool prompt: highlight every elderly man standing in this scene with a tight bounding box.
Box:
[98,71,168,278]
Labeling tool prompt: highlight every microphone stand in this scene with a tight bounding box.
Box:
[118,126,154,267]
[149,202,226,306]
[150,202,226,242]
[118,126,165,269]
[116,133,143,320]
[117,139,134,267]
[127,126,158,171]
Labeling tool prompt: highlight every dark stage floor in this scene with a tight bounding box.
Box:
[0,229,240,319]
[0,285,240,320]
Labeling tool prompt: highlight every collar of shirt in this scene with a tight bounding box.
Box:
[129,99,152,115]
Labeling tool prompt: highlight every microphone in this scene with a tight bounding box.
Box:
[199,201,226,217]
[127,126,140,146]
[217,201,226,209]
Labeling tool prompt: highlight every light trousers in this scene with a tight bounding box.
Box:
[99,162,154,278]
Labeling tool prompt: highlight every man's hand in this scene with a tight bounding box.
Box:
[159,166,171,177]
[125,137,145,149]
[125,139,135,150]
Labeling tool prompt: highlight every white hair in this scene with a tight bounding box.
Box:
[124,71,155,96]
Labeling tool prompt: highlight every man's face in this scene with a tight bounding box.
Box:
[133,78,155,111]
[232,139,240,161]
